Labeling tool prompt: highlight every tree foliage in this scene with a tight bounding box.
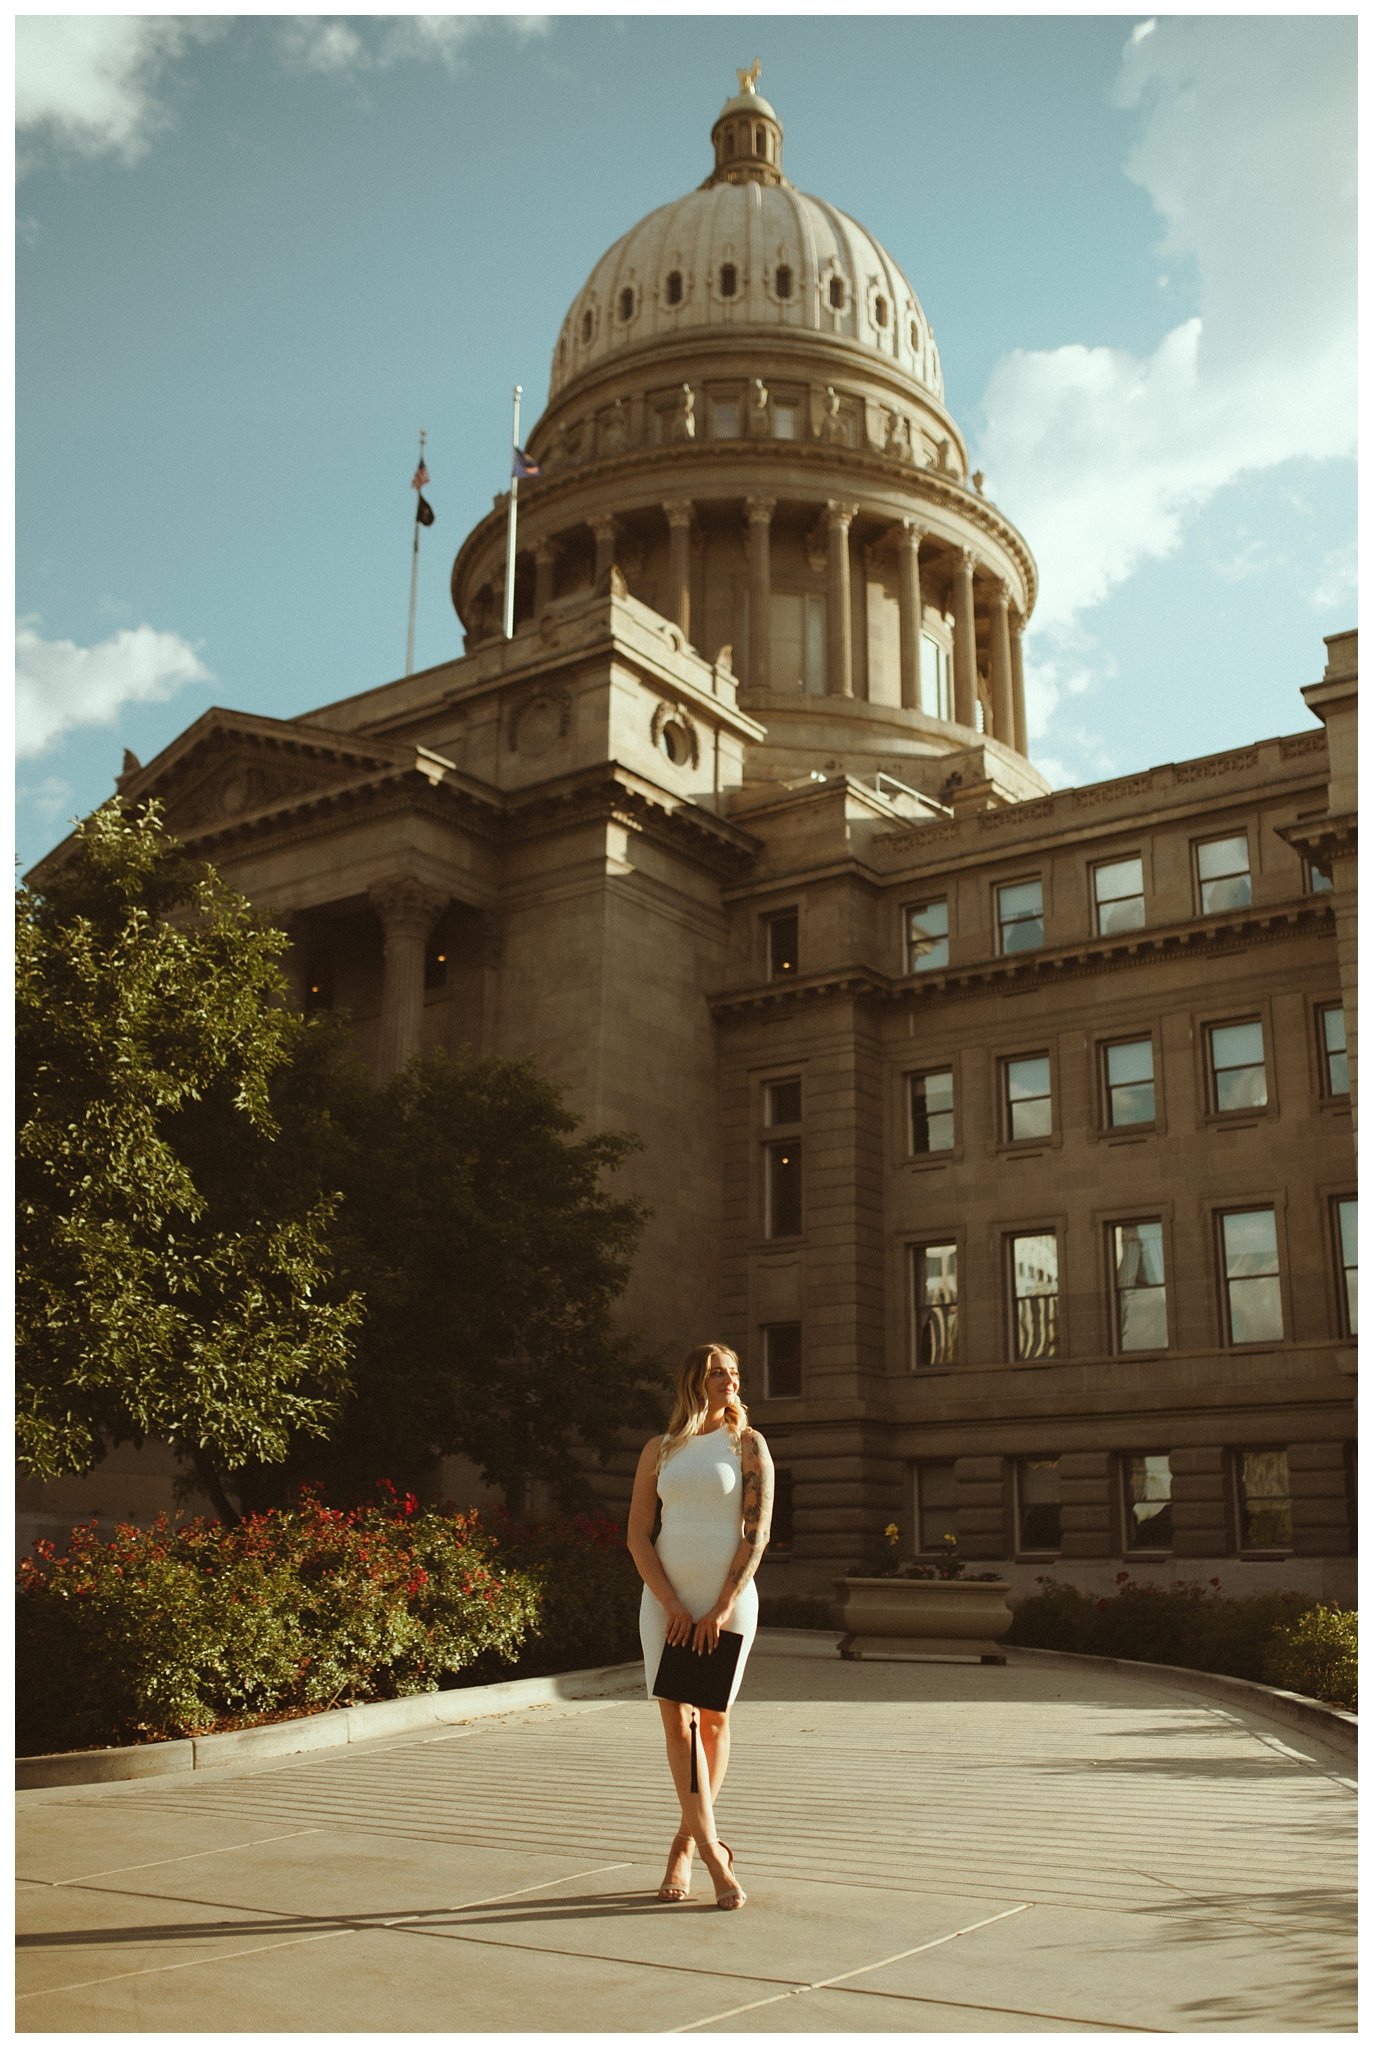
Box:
[16,800,359,1493]
[256,1044,661,1510]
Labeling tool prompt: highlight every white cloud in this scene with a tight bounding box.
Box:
[977,18,1355,642]
[1309,544,1358,619]
[277,13,552,76]
[21,776,76,826]
[15,16,210,169]
[16,618,210,759]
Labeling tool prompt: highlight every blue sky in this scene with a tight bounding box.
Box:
[14,11,1357,876]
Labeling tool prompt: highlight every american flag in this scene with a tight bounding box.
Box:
[411,460,430,491]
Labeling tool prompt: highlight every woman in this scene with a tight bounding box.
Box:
[627,1343,774,1910]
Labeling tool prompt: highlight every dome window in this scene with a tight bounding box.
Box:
[754,124,764,153]
[875,294,889,329]
[775,264,793,300]
[828,276,846,311]
[618,287,635,323]
[581,308,594,344]
[720,262,738,299]
[666,269,683,307]
[723,129,735,159]
[910,318,921,351]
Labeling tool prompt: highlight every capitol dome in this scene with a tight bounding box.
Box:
[548,80,944,407]
[451,67,1044,805]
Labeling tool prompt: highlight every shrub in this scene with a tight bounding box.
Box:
[481,1508,643,1677]
[1263,1604,1357,1711]
[16,1484,539,1753]
[1008,1574,1334,1688]
[759,1594,837,1631]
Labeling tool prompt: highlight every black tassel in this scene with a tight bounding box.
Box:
[689,1711,699,1793]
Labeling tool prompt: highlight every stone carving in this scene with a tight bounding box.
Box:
[121,748,141,778]
[885,412,912,461]
[673,383,697,442]
[714,644,734,676]
[1280,732,1326,759]
[820,385,845,443]
[369,877,447,941]
[750,377,770,433]
[1072,772,1156,809]
[976,796,1057,830]
[737,57,762,94]
[605,398,628,453]
[1176,746,1260,783]
[509,685,572,757]
[972,470,986,495]
[652,699,700,768]
[936,437,953,473]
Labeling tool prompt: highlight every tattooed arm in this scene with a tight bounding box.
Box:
[692,1429,775,1654]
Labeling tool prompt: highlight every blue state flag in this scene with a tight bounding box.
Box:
[513,445,541,479]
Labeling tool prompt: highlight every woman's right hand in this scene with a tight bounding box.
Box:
[661,1597,695,1646]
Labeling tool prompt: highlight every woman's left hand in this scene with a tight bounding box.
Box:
[692,1602,735,1656]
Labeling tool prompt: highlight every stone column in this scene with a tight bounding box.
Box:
[825,499,859,698]
[897,519,925,713]
[745,496,775,692]
[663,499,693,639]
[989,584,1014,743]
[1010,613,1028,755]
[533,539,557,611]
[589,514,617,587]
[369,878,446,1078]
[952,549,977,729]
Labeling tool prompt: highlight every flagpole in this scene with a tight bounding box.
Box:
[503,385,521,640]
[406,427,427,677]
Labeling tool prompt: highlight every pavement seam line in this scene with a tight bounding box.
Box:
[14,1861,635,2003]
[39,1827,329,1888]
[670,1901,1034,2032]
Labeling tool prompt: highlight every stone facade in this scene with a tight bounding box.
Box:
[21,77,1356,1599]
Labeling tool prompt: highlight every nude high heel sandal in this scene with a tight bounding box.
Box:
[706,1839,746,1910]
[657,1831,694,1902]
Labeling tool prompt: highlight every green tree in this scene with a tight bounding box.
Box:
[256,1045,660,1510]
[16,799,359,1515]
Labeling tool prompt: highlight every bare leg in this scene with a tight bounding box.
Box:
[698,1707,731,1810]
[656,1700,717,1896]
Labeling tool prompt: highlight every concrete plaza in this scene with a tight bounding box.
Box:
[15,1637,1356,2033]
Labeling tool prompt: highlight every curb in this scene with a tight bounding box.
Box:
[16,1662,644,1791]
[1006,1645,1357,1760]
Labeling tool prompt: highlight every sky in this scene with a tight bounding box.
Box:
[12,9,1359,876]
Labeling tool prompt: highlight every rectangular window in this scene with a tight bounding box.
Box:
[1208,1019,1268,1113]
[1335,1197,1357,1336]
[1104,1037,1156,1127]
[1233,1447,1292,1551]
[764,1140,802,1238]
[905,898,949,973]
[711,397,740,439]
[911,1242,958,1368]
[770,592,828,693]
[770,1465,795,1548]
[1196,833,1252,914]
[1016,1457,1061,1551]
[909,1069,954,1154]
[771,401,799,441]
[766,1077,802,1126]
[765,908,798,979]
[914,1460,958,1550]
[762,1323,802,1399]
[920,633,952,722]
[1307,861,1334,894]
[1011,1232,1059,1359]
[1122,1453,1173,1551]
[1093,856,1145,934]
[1112,1220,1168,1352]
[998,878,1044,955]
[1004,1054,1052,1143]
[1220,1208,1283,1344]
[1319,1005,1350,1098]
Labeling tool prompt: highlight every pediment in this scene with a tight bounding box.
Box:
[124,710,411,839]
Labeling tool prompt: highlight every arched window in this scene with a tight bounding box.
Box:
[581,309,593,344]
[720,262,737,299]
[666,270,683,306]
[775,264,793,300]
[754,124,764,153]
[828,276,846,311]
[875,294,889,328]
[724,130,735,158]
[619,287,634,322]
[910,318,921,352]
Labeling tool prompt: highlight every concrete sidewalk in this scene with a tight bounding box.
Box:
[15,1639,1356,2033]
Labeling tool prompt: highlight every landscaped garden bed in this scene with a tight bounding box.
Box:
[16,1484,643,1755]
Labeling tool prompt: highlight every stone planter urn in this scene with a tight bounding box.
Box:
[834,1575,1014,1664]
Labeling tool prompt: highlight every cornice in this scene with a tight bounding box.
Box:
[707,898,1336,1018]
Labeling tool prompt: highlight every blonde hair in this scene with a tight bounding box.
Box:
[657,1343,748,1469]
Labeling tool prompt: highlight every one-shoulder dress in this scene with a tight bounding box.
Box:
[639,1428,759,1707]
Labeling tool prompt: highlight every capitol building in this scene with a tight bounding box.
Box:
[26,73,1357,1600]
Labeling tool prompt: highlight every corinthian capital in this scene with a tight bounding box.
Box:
[745,495,777,525]
[662,497,694,530]
[369,877,447,940]
[825,498,860,533]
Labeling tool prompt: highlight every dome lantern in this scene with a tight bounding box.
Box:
[707,59,784,188]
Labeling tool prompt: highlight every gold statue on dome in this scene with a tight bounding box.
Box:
[737,58,761,94]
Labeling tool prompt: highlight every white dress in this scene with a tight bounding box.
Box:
[639,1428,759,1707]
